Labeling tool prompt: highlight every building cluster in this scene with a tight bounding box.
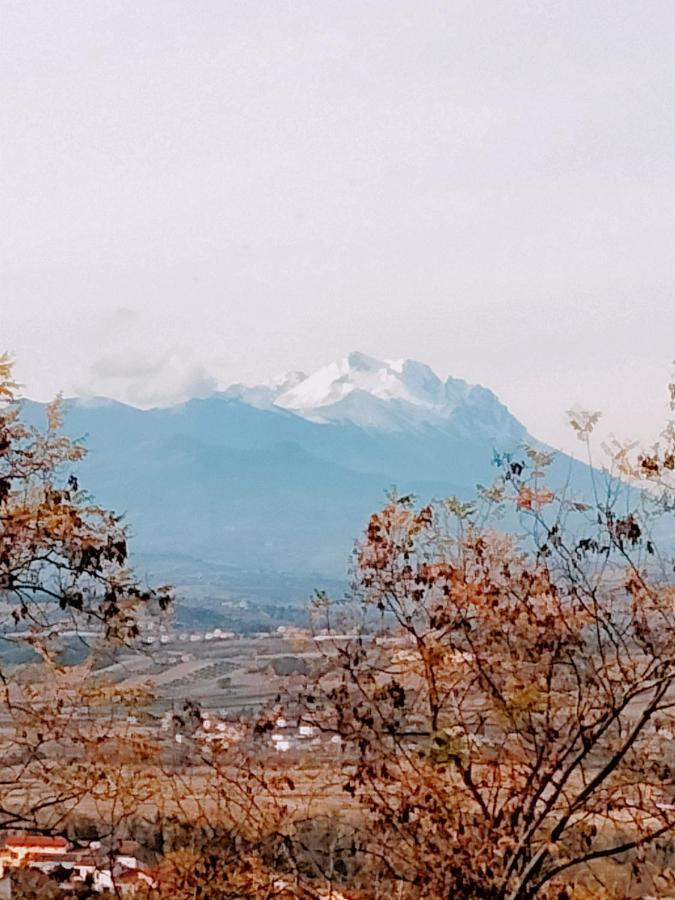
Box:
[0,834,158,895]
[160,710,247,753]
[269,716,325,753]
[197,717,247,751]
[142,627,236,646]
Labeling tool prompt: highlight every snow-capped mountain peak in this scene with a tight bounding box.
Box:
[221,352,524,442]
[274,351,447,415]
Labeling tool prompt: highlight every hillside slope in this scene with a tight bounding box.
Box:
[20,354,594,608]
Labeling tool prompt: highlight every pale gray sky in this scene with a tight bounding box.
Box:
[1,0,673,454]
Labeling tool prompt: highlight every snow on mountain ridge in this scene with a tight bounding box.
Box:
[274,351,449,414]
[222,352,523,438]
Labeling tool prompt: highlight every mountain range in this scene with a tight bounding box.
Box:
[22,353,590,616]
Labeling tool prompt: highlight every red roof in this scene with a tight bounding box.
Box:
[18,852,80,864]
[4,835,69,850]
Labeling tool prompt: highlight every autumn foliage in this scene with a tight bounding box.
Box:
[1,353,674,898]
[288,383,675,897]
[0,354,172,837]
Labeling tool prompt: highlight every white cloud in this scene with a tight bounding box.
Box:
[84,347,217,407]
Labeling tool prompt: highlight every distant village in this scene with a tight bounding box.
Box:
[0,832,355,898]
[0,833,157,896]
[0,625,408,897]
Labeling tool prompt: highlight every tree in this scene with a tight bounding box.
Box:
[0,354,170,642]
[7,350,674,898]
[290,379,675,897]
[0,354,172,835]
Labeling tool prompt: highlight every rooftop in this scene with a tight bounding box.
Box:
[3,835,69,850]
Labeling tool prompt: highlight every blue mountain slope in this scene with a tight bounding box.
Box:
[18,355,598,605]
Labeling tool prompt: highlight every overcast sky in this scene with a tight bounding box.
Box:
[2,0,673,454]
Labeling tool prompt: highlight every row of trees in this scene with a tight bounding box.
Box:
[1,354,674,897]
